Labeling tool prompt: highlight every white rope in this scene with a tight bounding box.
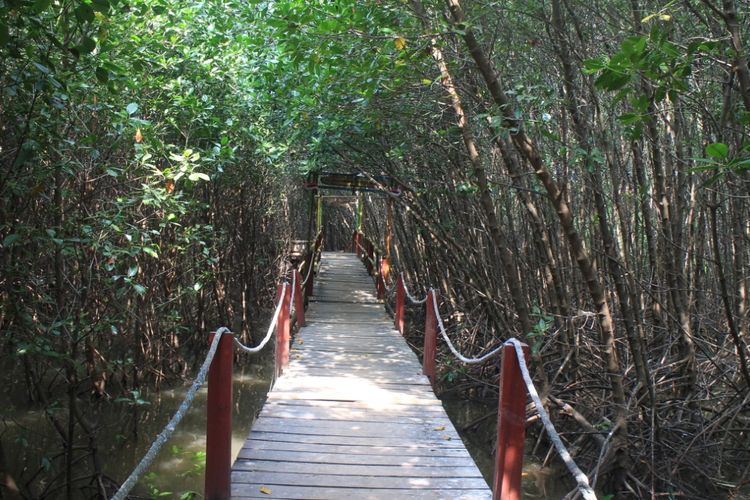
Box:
[289,273,296,315]
[301,233,323,287]
[233,282,287,354]
[431,290,504,364]
[301,253,315,287]
[111,327,230,500]
[506,338,598,500]
[402,272,428,304]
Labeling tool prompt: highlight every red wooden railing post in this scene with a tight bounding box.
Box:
[422,289,438,386]
[293,269,305,327]
[381,255,391,284]
[352,231,358,254]
[493,342,529,500]
[205,330,234,500]
[275,284,292,377]
[376,256,386,300]
[395,275,405,334]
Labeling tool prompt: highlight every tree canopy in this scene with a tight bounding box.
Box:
[2,0,750,498]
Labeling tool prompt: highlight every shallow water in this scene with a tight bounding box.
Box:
[2,349,274,499]
[442,398,574,499]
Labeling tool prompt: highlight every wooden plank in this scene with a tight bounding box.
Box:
[231,471,489,490]
[234,460,484,478]
[261,399,449,415]
[231,252,491,498]
[244,431,466,448]
[231,485,491,500]
[237,440,474,458]
[251,418,462,440]
[259,405,446,422]
[235,450,479,468]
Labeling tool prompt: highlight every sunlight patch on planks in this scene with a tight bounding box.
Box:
[231,252,491,499]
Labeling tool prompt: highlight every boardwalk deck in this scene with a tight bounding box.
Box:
[231,252,492,499]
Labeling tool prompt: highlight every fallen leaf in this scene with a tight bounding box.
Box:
[442,435,452,441]
[394,36,406,50]
[298,339,304,344]
[433,425,445,431]
[259,485,272,495]
[134,128,143,143]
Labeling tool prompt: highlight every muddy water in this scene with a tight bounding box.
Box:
[2,349,274,499]
[117,355,275,498]
[442,398,574,499]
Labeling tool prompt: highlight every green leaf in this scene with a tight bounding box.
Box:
[133,283,147,295]
[126,102,138,115]
[618,112,641,125]
[705,142,728,160]
[32,0,52,14]
[95,67,109,83]
[582,57,607,74]
[79,37,96,54]
[188,172,210,182]
[74,4,95,23]
[595,69,630,91]
[621,36,647,58]
[142,246,158,258]
[91,0,109,13]
[0,23,8,47]
[32,62,51,74]
[3,234,20,247]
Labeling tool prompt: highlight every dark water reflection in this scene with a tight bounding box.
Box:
[119,351,275,498]
[2,349,274,499]
[442,398,573,499]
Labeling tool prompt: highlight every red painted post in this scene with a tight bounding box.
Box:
[394,275,405,334]
[352,231,358,254]
[376,257,386,301]
[493,342,529,500]
[422,289,438,386]
[205,330,233,500]
[293,269,305,327]
[381,255,391,285]
[275,284,291,377]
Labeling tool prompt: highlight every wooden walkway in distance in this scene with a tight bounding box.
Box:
[231,252,491,499]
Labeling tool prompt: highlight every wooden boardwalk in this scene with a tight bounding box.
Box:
[231,252,491,499]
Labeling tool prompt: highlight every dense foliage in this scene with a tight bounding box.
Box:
[2,0,750,498]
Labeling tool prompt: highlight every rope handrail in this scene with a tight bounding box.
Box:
[427,283,597,497]
[401,272,428,304]
[431,289,504,364]
[506,338,598,500]
[110,327,231,500]
[290,273,296,314]
[301,251,316,287]
[301,232,323,287]
[234,282,288,354]
[114,280,290,498]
